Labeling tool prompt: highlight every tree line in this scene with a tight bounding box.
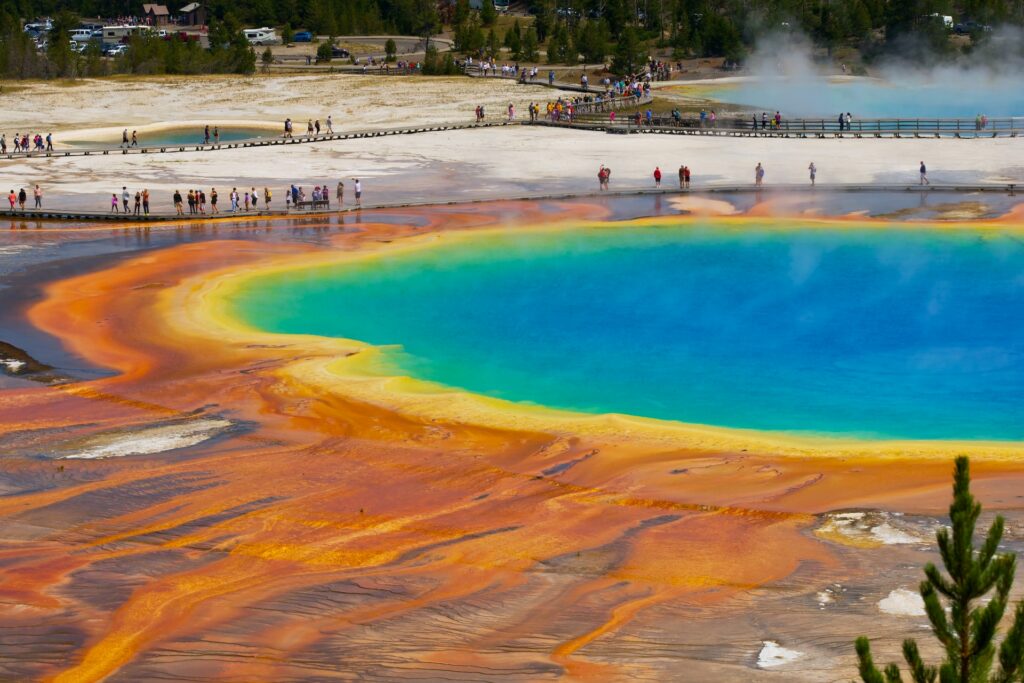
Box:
[2,0,1024,79]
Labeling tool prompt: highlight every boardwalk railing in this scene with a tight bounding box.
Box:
[567,114,1024,138]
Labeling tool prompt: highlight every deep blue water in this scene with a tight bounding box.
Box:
[232,224,1024,440]
[708,75,1024,118]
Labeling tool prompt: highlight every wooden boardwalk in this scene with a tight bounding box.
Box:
[0,121,518,163]
[2,184,1017,225]
[532,118,1024,139]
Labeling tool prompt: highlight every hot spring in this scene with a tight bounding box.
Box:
[702,73,1024,118]
[230,221,1024,441]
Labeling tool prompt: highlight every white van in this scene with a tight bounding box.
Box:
[70,28,93,42]
[244,28,278,45]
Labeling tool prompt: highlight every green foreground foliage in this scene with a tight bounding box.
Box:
[855,456,1024,683]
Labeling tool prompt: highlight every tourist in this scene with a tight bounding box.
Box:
[508,103,515,121]
[846,112,852,130]
[142,188,150,215]
[1,134,6,154]
[173,189,183,215]
[121,129,129,148]
[919,161,929,185]
[45,133,52,151]
[11,134,19,153]
[131,130,138,147]
[678,165,685,189]
[314,120,321,135]
[290,184,299,206]
[213,127,220,144]
[326,115,334,134]
[653,166,662,188]
[251,187,258,210]
[683,165,691,188]
[307,120,313,136]
[761,112,768,130]
[244,190,250,211]
[284,118,292,138]
[353,178,362,206]
[808,161,817,186]
[209,188,218,214]
[709,110,717,128]
[186,189,194,214]
[755,162,765,186]
[122,187,131,213]
[336,180,344,206]
[264,187,272,209]
[774,111,782,128]
[230,188,239,212]
[133,190,141,214]
[204,124,210,144]
[17,187,26,209]
[7,189,15,209]
[838,113,845,132]
[285,188,291,211]
[110,193,119,213]
[33,184,42,208]
[199,189,206,214]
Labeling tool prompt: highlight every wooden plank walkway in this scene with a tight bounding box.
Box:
[2,184,1017,225]
[0,121,517,163]
[531,119,1024,139]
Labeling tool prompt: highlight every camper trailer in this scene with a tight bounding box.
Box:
[244,27,279,45]
[102,25,144,46]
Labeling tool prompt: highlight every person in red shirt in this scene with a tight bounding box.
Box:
[683,166,691,189]
[653,167,662,187]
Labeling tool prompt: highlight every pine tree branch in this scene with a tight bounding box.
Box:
[902,639,937,683]
[995,601,1024,683]
[856,636,892,683]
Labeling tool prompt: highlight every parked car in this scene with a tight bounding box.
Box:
[292,31,313,42]
[954,20,993,34]
[331,46,350,58]
[104,44,128,56]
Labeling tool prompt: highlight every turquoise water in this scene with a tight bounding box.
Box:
[69,127,271,147]
[232,224,1024,440]
[710,77,1024,118]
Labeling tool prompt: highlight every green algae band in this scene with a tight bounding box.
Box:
[231,223,1024,441]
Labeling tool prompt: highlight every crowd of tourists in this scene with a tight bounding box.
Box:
[283,116,336,138]
[2,132,53,154]
[93,179,362,216]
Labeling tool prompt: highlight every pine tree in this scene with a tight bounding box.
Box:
[520,27,539,61]
[480,0,497,27]
[855,456,1024,683]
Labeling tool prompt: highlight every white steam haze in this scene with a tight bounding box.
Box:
[714,27,1024,118]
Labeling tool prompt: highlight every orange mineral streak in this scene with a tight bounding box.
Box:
[3,201,1023,681]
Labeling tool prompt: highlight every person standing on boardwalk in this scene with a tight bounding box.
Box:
[243,190,250,211]
[653,166,662,188]
[213,127,220,144]
[230,188,238,213]
[264,187,272,209]
[187,189,196,214]
[110,193,118,213]
[919,161,929,185]
[755,162,765,186]
[678,165,685,189]
[250,187,258,210]
[7,189,15,209]
[17,187,26,209]
[1,134,6,154]
[808,161,817,186]
[336,180,344,206]
[142,189,150,215]
[326,115,333,134]
[173,190,183,215]
[131,130,138,147]
[45,133,52,151]
[204,125,210,144]
[199,189,206,214]
[353,179,362,206]
[838,113,845,132]
[683,165,691,188]
[314,120,321,135]
[133,190,141,215]
[122,187,131,213]
[209,188,217,214]
[33,185,42,208]
[121,129,129,148]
